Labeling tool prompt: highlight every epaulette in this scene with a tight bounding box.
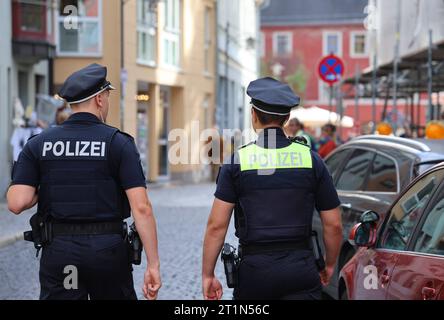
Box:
[289,136,310,148]
[27,134,39,142]
[116,129,134,140]
[291,140,310,148]
[103,122,134,140]
[237,141,255,150]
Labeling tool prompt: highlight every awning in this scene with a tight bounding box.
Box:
[290,106,354,128]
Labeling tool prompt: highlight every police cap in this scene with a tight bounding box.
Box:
[58,63,115,104]
[247,77,300,115]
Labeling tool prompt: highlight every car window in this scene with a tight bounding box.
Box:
[413,181,444,256]
[365,154,398,193]
[336,149,375,191]
[380,169,444,251]
[324,149,353,182]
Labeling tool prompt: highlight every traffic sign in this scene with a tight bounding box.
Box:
[318,54,345,86]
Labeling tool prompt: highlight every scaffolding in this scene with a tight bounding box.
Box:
[343,39,444,136]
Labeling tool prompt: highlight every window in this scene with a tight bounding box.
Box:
[413,182,444,256]
[163,0,181,67]
[218,76,228,129]
[323,31,342,56]
[47,0,54,37]
[336,149,375,191]
[325,149,353,182]
[365,154,398,193]
[57,0,102,56]
[18,71,29,108]
[202,94,211,129]
[350,31,367,57]
[203,7,211,73]
[380,169,444,251]
[318,80,335,102]
[20,1,45,33]
[238,86,245,130]
[137,0,157,66]
[158,87,171,177]
[273,32,292,56]
[260,32,265,58]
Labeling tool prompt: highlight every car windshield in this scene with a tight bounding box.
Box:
[381,170,444,250]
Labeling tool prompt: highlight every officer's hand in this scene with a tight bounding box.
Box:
[143,267,162,300]
[319,265,334,286]
[202,276,223,300]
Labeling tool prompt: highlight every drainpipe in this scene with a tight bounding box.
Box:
[120,0,125,131]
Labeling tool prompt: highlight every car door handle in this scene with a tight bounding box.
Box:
[422,287,436,300]
[381,270,390,285]
[340,203,352,209]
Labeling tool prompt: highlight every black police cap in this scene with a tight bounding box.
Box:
[58,63,115,104]
[247,77,300,115]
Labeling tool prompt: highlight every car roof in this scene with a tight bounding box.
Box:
[414,138,444,154]
[346,135,444,160]
[351,135,431,152]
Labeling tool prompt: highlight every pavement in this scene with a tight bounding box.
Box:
[0,203,33,249]
[0,182,237,300]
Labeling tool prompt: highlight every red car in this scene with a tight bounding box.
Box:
[339,162,444,300]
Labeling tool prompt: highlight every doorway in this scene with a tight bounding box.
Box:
[158,86,171,180]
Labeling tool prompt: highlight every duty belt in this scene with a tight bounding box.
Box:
[239,240,311,257]
[52,221,125,236]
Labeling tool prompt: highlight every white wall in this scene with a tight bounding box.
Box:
[0,1,51,198]
[0,0,13,198]
[369,0,444,66]
[217,0,261,134]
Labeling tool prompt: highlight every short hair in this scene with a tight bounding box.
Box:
[323,124,337,133]
[253,106,289,127]
[288,117,303,129]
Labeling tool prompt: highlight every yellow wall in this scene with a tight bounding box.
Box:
[55,0,217,182]
[123,0,217,181]
[54,0,122,128]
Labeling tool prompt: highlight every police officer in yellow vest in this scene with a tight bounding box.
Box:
[202,77,343,300]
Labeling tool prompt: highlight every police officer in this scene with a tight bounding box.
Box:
[202,77,343,300]
[7,64,161,300]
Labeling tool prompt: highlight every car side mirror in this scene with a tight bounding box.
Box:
[349,211,380,247]
[360,210,380,224]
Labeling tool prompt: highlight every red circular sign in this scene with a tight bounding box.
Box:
[318,54,345,86]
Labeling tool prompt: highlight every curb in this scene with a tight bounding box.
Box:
[0,232,24,249]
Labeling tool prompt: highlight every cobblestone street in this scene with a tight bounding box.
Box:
[0,183,236,300]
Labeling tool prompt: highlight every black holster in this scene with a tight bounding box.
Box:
[311,231,326,271]
[221,243,240,288]
[126,222,143,265]
[23,212,52,257]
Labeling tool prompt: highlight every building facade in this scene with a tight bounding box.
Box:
[0,0,56,198]
[367,0,444,118]
[53,0,217,183]
[216,0,263,134]
[260,0,396,138]
[369,0,444,67]
[261,0,369,104]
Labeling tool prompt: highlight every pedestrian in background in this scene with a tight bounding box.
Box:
[284,117,317,151]
[318,124,337,159]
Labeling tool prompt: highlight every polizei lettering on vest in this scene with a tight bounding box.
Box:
[42,141,106,157]
[248,151,303,168]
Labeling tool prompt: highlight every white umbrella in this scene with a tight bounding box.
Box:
[290,106,354,128]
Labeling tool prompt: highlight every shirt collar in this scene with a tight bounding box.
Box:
[256,127,290,148]
[258,127,287,138]
[64,112,102,124]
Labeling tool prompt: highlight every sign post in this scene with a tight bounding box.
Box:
[318,54,345,124]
